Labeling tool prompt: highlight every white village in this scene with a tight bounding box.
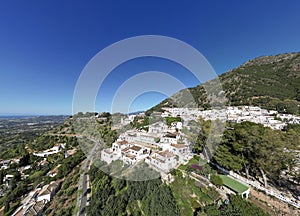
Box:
[100,106,300,173]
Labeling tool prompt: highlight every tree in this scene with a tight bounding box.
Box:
[165,116,182,126]
[223,195,269,216]
[202,195,269,216]
[213,144,244,171]
[210,174,223,187]
[213,121,299,188]
[203,204,220,216]
[19,153,30,166]
[154,137,160,143]
[0,169,4,185]
[143,185,179,216]
[253,128,290,187]
[186,118,211,153]
[169,169,177,176]
[4,200,10,213]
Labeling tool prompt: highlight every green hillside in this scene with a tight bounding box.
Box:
[147,52,300,115]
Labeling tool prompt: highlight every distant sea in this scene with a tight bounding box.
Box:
[0,114,68,119]
[128,111,144,115]
[0,115,38,119]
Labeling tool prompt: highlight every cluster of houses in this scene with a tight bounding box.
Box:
[0,143,76,188]
[101,121,192,173]
[0,158,21,170]
[0,159,30,188]
[0,142,78,216]
[161,106,300,130]
[12,181,61,216]
[101,105,300,174]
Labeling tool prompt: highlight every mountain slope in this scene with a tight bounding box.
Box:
[147,52,300,115]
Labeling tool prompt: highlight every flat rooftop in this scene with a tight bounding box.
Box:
[219,175,249,194]
[129,141,158,149]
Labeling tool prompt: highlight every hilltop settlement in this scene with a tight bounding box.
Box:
[101,106,300,173]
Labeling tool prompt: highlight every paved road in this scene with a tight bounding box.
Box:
[78,162,90,215]
[78,137,99,216]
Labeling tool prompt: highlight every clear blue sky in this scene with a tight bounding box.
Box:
[0,0,299,115]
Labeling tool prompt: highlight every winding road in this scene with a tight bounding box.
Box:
[77,137,99,216]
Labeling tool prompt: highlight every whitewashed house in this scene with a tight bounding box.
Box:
[146,150,178,172]
[161,132,179,144]
[33,143,65,157]
[138,133,156,143]
[148,122,167,134]
[36,181,60,203]
[121,131,137,142]
[112,140,131,152]
[122,153,137,165]
[169,143,189,155]
[101,148,121,164]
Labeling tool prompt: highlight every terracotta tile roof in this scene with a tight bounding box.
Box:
[170,144,187,149]
[157,150,174,158]
[116,140,128,145]
[151,156,165,163]
[130,145,142,151]
[124,153,136,160]
[121,147,131,152]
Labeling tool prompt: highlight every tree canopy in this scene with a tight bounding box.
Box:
[213,121,299,186]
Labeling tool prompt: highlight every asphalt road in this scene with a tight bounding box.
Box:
[78,137,99,216]
[79,166,89,215]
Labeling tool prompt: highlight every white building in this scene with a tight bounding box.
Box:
[146,150,178,172]
[112,140,131,152]
[33,143,66,157]
[36,181,60,203]
[168,143,189,156]
[161,132,179,144]
[102,140,151,165]
[148,122,167,134]
[101,148,121,164]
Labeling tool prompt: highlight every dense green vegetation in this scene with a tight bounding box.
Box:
[170,171,218,215]
[56,150,85,179]
[28,134,78,151]
[0,117,85,214]
[182,118,212,154]
[182,116,299,189]
[44,165,81,216]
[165,116,182,126]
[210,174,223,187]
[201,195,269,216]
[0,116,67,159]
[0,132,36,160]
[213,121,299,186]
[71,113,118,147]
[87,165,179,216]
